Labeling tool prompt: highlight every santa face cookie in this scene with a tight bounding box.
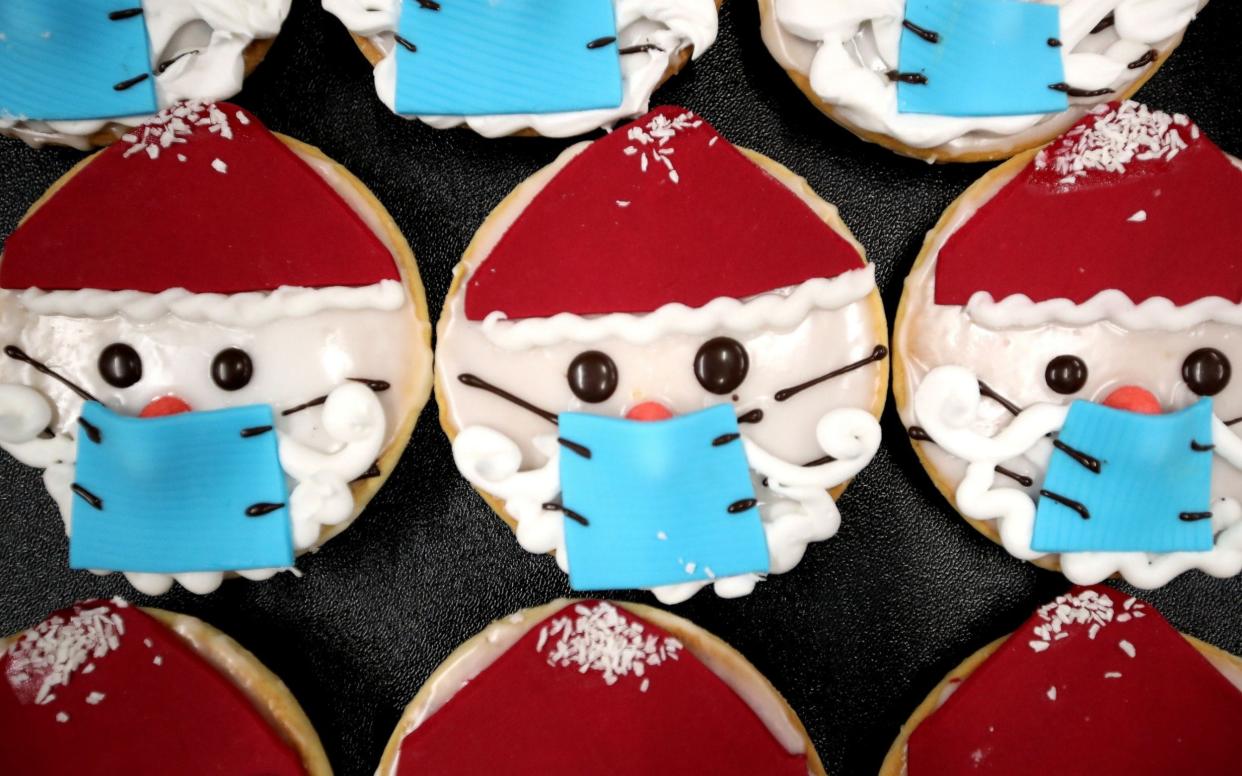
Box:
[881,586,1242,776]
[1,599,331,775]
[894,101,1242,588]
[376,599,826,775]
[759,0,1205,162]
[0,1,290,149]
[437,107,888,604]
[0,101,433,596]
[321,0,720,138]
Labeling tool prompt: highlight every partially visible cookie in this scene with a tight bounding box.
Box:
[881,586,1242,776]
[322,0,721,137]
[0,599,331,775]
[377,598,827,775]
[0,1,290,149]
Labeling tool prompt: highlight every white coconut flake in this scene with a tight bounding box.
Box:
[5,605,124,709]
[85,691,105,705]
[211,158,228,175]
[616,200,630,208]
[1119,640,1136,658]
[539,602,681,688]
[1104,671,1123,679]
[235,111,251,125]
[55,711,69,723]
[1046,686,1057,701]
[153,655,163,666]
[640,678,650,693]
[1127,210,1147,223]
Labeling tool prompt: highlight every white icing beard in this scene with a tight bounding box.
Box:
[322,0,719,138]
[0,0,291,149]
[761,0,1204,157]
[895,165,1242,589]
[440,296,886,604]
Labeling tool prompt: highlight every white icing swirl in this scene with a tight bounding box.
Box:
[762,0,1204,156]
[966,289,1242,331]
[322,0,719,137]
[0,0,291,148]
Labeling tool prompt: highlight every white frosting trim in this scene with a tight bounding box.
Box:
[8,279,406,327]
[323,0,719,138]
[0,0,291,148]
[765,0,1201,152]
[913,365,1242,588]
[965,289,1242,332]
[478,266,876,350]
[451,406,881,603]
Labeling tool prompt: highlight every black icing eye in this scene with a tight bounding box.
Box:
[695,337,749,395]
[211,348,253,391]
[1044,355,1088,395]
[1182,348,1231,396]
[98,343,142,388]
[568,351,618,403]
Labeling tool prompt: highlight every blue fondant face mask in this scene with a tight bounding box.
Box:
[1032,398,1215,553]
[557,404,770,590]
[69,402,294,573]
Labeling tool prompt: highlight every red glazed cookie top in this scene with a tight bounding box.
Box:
[1,101,398,296]
[0,600,305,776]
[934,101,1242,309]
[907,586,1242,775]
[464,106,866,321]
[395,600,807,774]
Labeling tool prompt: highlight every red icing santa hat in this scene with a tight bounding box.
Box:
[463,106,874,348]
[0,102,403,327]
[907,586,1242,775]
[934,101,1242,331]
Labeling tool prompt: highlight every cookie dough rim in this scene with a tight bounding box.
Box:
[755,0,1187,164]
[375,597,828,776]
[432,142,890,546]
[0,130,435,558]
[1,606,333,776]
[877,630,1242,775]
[347,0,725,139]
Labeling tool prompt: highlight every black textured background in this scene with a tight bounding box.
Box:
[2,2,1240,774]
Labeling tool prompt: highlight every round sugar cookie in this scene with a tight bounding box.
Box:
[880,586,1242,776]
[0,100,433,595]
[758,0,1207,162]
[435,106,889,604]
[376,598,827,775]
[0,1,291,149]
[893,101,1242,588]
[322,0,722,137]
[0,598,332,775]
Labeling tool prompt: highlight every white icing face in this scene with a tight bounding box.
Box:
[894,159,1242,587]
[760,0,1204,158]
[0,0,291,148]
[323,0,719,137]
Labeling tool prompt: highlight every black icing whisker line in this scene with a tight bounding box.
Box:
[804,454,837,467]
[586,36,616,49]
[394,35,417,53]
[543,502,589,526]
[977,380,1022,417]
[113,73,150,92]
[107,8,143,20]
[1052,439,1101,474]
[736,408,764,425]
[886,71,927,85]
[775,345,888,402]
[1091,13,1116,34]
[1191,440,1215,452]
[1047,38,1063,48]
[157,49,199,73]
[619,43,663,55]
[558,438,591,459]
[72,484,103,510]
[907,425,932,442]
[352,462,382,483]
[1040,489,1090,520]
[458,374,559,425]
[4,346,98,403]
[414,0,441,10]
[728,498,758,514]
[1128,49,1158,69]
[713,433,740,447]
[78,417,102,444]
[240,425,273,438]
[246,502,285,517]
[995,465,1034,488]
[281,377,390,416]
[1049,83,1113,98]
[902,20,940,44]
[1226,416,1241,427]
[38,428,55,440]
[1179,511,1213,522]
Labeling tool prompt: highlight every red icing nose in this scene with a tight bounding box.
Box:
[626,401,674,422]
[1102,385,1162,414]
[140,395,193,418]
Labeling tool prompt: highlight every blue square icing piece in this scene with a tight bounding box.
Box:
[0,1,157,121]
[69,402,294,573]
[558,404,770,591]
[394,0,623,116]
[1032,399,1216,553]
[897,0,1069,117]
